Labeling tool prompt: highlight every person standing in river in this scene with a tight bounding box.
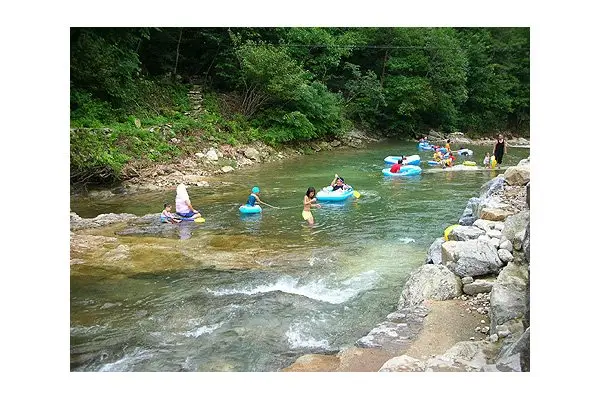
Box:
[302,187,321,226]
[493,134,508,166]
[175,183,202,220]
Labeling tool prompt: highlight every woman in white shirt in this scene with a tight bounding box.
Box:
[175,183,202,220]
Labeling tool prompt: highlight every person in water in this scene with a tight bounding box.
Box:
[303,187,321,225]
[445,139,452,153]
[246,186,266,207]
[441,152,456,169]
[330,174,350,191]
[160,203,181,223]
[483,152,491,169]
[175,183,202,219]
[390,156,405,173]
[493,134,508,166]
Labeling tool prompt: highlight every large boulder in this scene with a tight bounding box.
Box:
[205,149,219,161]
[459,197,481,226]
[489,261,529,332]
[442,240,503,278]
[501,210,530,241]
[463,279,494,295]
[480,208,514,221]
[523,223,530,263]
[243,147,261,161]
[497,327,530,372]
[426,237,445,264]
[425,341,489,372]
[70,213,138,231]
[398,264,462,308]
[379,355,425,372]
[449,225,486,241]
[504,166,530,186]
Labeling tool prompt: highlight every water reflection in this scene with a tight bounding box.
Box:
[178,222,193,240]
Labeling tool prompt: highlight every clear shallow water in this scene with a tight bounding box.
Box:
[70,140,529,371]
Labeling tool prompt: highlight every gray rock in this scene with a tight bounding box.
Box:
[499,240,513,252]
[495,353,522,372]
[489,334,499,343]
[498,249,514,264]
[487,229,503,239]
[205,149,219,161]
[442,240,503,278]
[243,147,261,161]
[513,229,526,251]
[398,264,462,308]
[523,223,530,263]
[459,197,481,226]
[379,355,425,372]
[461,276,474,284]
[70,213,139,231]
[425,237,445,264]
[463,279,494,295]
[449,225,486,241]
[502,210,530,241]
[489,238,501,249]
[221,166,234,173]
[473,219,495,232]
[490,262,529,332]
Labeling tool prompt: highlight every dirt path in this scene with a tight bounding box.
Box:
[282,298,489,372]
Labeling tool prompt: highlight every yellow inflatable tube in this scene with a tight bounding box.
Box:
[463,161,476,166]
[444,224,460,241]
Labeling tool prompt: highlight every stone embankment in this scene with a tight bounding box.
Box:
[284,157,530,372]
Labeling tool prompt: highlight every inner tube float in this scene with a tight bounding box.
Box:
[239,204,262,214]
[417,142,434,151]
[382,165,422,177]
[384,155,421,166]
[315,186,355,202]
[444,224,460,241]
[463,161,476,166]
[457,149,473,156]
[428,160,441,166]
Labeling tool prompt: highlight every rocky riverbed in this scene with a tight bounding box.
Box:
[73,129,529,199]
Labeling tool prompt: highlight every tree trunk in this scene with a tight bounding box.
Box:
[174,28,183,76]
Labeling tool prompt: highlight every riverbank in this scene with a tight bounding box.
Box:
[283,157,530,372]
[72,129,529,200]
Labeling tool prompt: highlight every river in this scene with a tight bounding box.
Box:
[70,140,529,371]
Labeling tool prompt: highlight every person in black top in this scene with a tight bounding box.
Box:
[493,134,508,165]
[330,174,349,191]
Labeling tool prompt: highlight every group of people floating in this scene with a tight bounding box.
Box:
[414,133,508,169]
[160,174,351,226]
[160,134,509,227]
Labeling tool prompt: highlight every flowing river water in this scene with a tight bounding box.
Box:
[70,140,529,372]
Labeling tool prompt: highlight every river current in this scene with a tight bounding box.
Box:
[70,140,529,371]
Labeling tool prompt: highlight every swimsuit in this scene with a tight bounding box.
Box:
[302,210,313,220]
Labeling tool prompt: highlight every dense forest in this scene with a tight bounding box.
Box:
[70,27,529,184]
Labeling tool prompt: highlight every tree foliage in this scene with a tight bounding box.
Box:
[70,27,529,183]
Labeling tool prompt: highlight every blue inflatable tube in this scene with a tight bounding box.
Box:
[428,160,441,166]
[315,186,355,201]
[382,165,422,177]
[384,155,421,166]
[456,148,473,156]
[239,204,262,214]
[417,143,434,151]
